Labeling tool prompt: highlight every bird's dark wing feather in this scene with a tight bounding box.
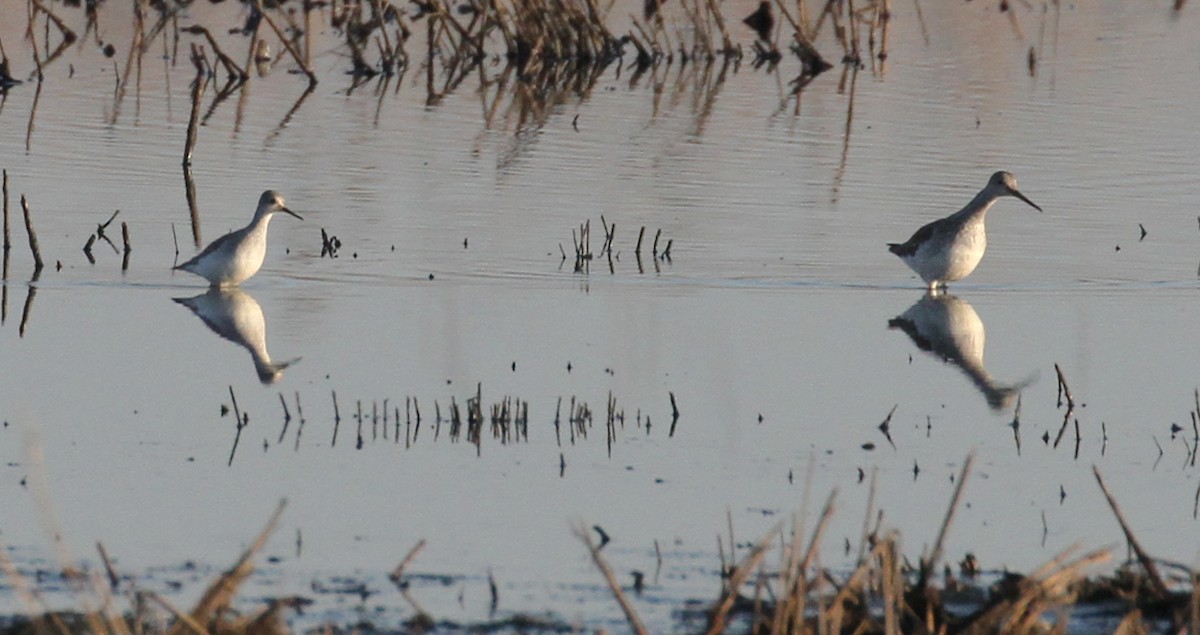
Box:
[174,231,236,270]
[887,217,943,257]
[887,316,933,352]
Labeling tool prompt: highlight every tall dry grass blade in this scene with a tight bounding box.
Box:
[389,539,427,584]
[256,3,318,86]
[1092,465,1169,599]
[1189,570,1199,635]
[801,488,838,571]
[0,538,54,632]
[572,521,648,635]
[169,499,287,635]
[920,450,974,586]
[959,545,1110,635]
[856,467,878,565]
[1113,609,1150,635]
[878,532,902,635]
[705,522,780,635]
[146,591,211,635]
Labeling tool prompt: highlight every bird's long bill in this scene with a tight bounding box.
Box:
[1010,188,1042,212]
[281,206,304,220]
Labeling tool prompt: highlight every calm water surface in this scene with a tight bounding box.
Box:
[2,0,1199,629]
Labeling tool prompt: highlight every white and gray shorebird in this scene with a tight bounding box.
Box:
[175,190,302,286]
[888,171,1041,291]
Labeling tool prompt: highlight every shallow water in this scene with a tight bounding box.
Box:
[2,0,1200,630]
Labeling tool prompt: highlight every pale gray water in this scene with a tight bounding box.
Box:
[1,0,1199,630]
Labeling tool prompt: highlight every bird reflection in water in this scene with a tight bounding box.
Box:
[888,293,1032,410]
[174,288,299,384]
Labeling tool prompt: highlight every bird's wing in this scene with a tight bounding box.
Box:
[887,217,944,257]
[174,230,237,270]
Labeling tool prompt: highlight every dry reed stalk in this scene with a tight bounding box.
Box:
[0,536,48,629]
[389,539,427,583]
[1054,362,1074,408]
[801,488,837,571]
[19,195,43,272]
[2,169,9,254]
[845,0,861,64]
[1189,571,1199,634]
[1004,1,1024,39]
[877,0,890,67]
[960,545,1111,635]
[702,0,733,53]
[572,521,648,635]
[920,451,974,586]
[820,540,885,634]
[772,488,837,632]
[24,64,43,153]
[304,0,313,67]
[181,25,247,81]
[855,467,878,565]
[878,531,902,635]
[146,591,210,635]
[29,0,76,54]
[682,0,714,58]
[96,542,120,592]
[166,499,287,635]
[771,458,817,632]
[256,3,318,86]
[704,523,779,635]
[18,285,35,336]
[227,386,247,466]
[1092,465,1170,599]
[183,44,205,167]
[1113,610,1150,635]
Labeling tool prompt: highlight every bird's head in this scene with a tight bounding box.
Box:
[989,171,1042,212]
[257,190,304,220]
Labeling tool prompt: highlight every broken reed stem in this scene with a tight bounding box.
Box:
[227,385,245,467]
[96,542,121,592]
[181,498,287,631]
[1054,363,1074,409]
[388,539,427,584]
[256,3,318,86]
[921,450,974,585]
[182,25,247,80]
[19,195,43,271]
[183,44,205,167]
[331,390,341,446]
[800,488,837,571]
[2,169,9,252]
[1092,465,1170,599]
[856,468,878,565]
[573,521,648,635]
[146,591,209,635]
[705,523,779,635]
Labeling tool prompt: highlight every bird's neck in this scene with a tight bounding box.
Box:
[951,190,1000,222]
[248,213,275,233]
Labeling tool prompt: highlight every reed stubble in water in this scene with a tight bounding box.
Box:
[19,195,43,273]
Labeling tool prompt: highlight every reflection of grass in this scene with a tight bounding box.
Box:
[7,0,884,105]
